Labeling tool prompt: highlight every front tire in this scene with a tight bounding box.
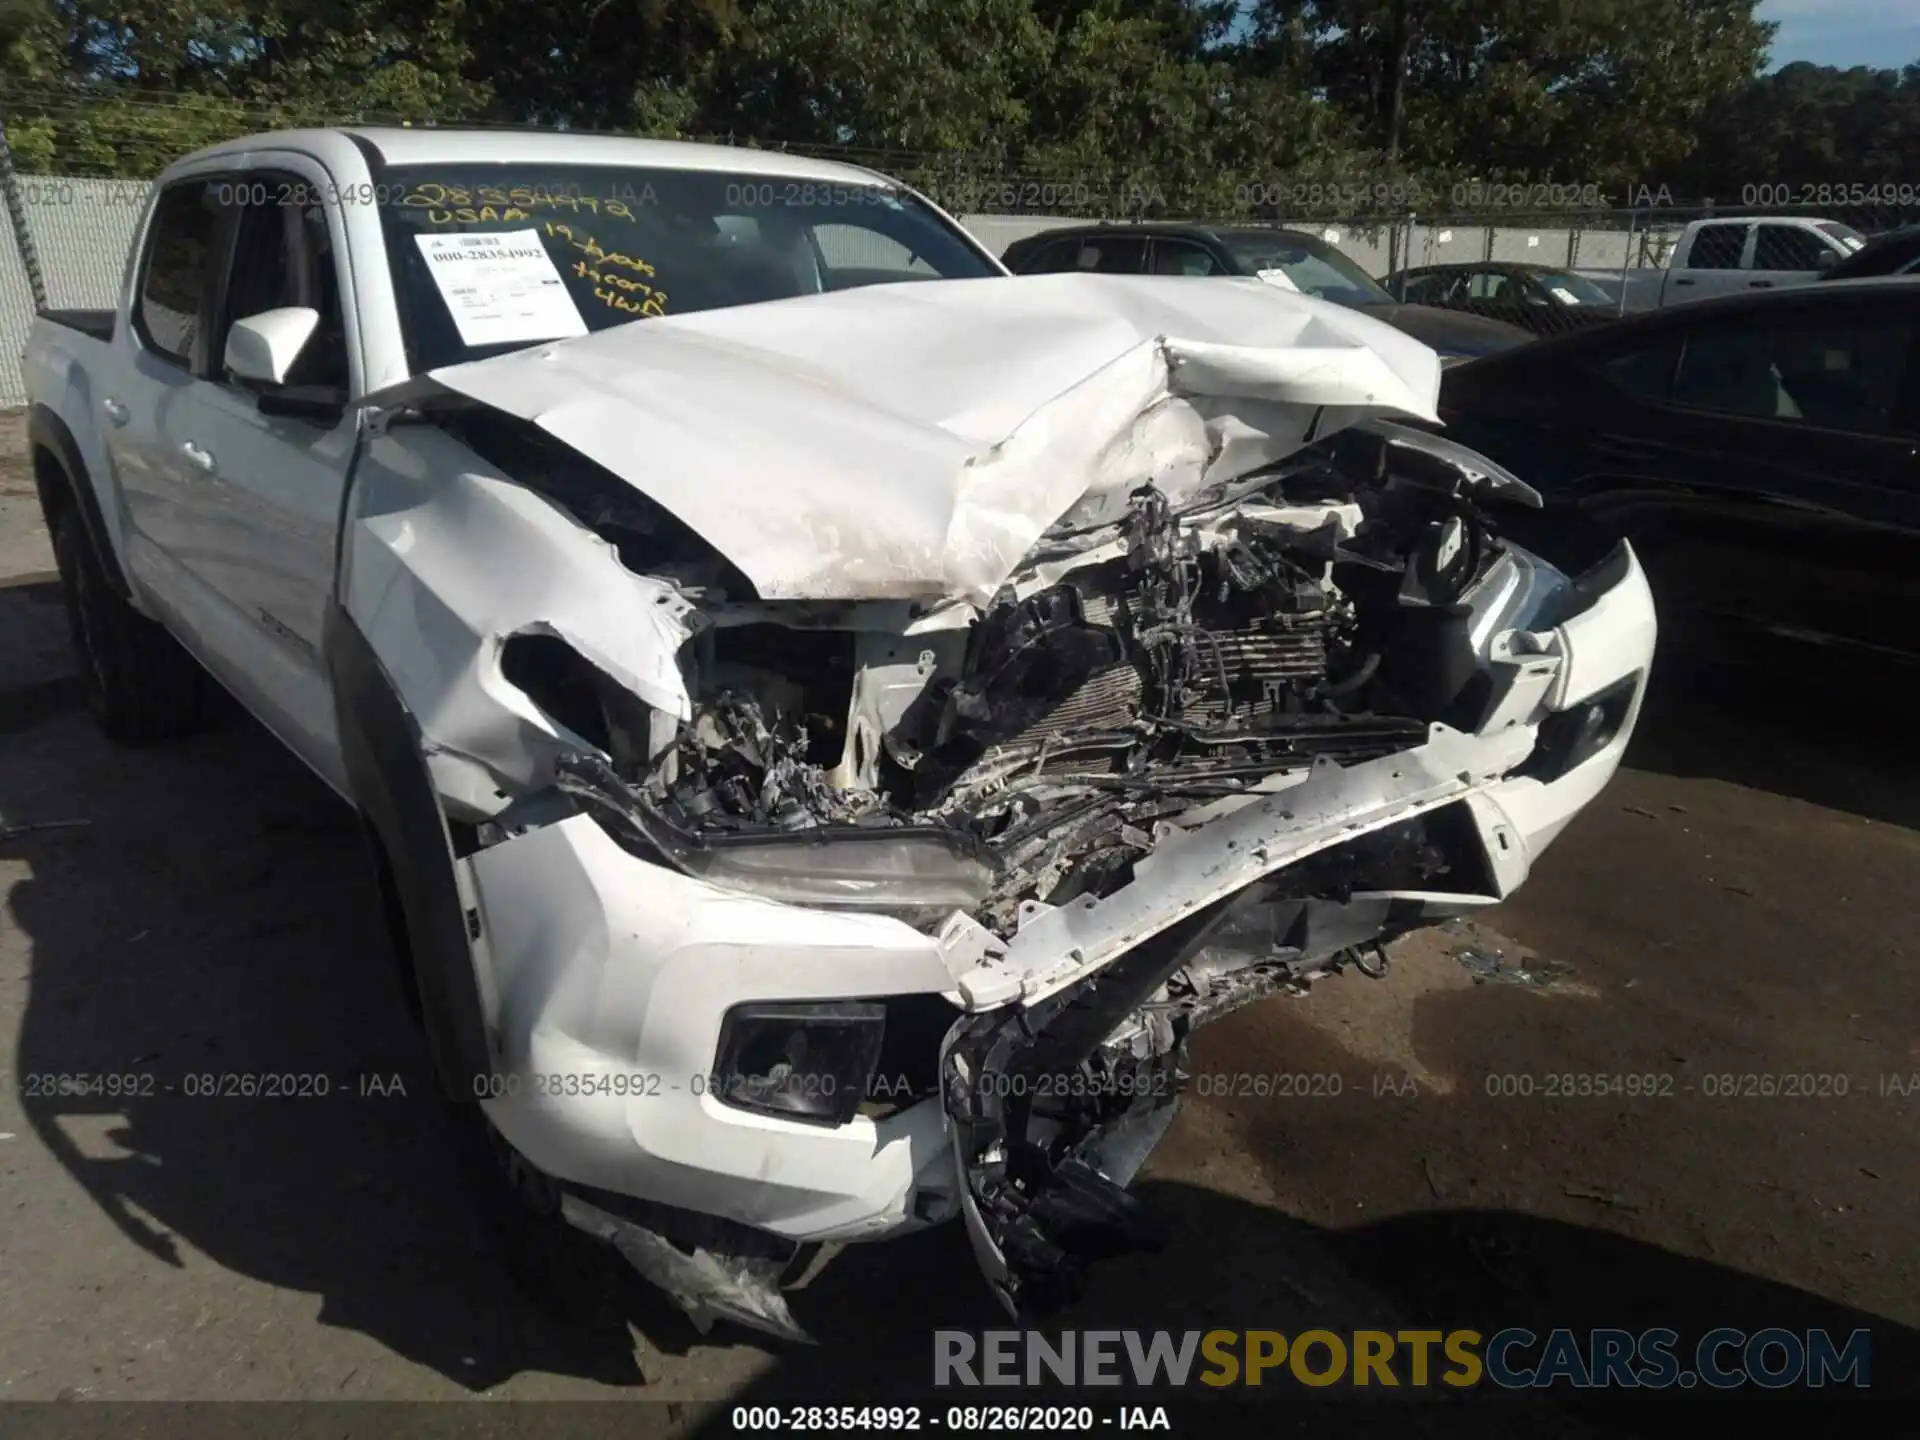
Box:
[52,507,215,744]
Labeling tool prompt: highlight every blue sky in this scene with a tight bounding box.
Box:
[1761,0,1920,69]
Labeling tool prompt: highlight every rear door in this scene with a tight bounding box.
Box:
[1667,222,1750,304]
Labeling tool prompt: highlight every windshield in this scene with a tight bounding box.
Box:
[376,163,997,371]
[1220,233,1393,305]
[1816,221,1867,251]
[1535,271,1614,306]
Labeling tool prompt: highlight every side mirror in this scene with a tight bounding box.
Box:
[1813,249,1838,270]
[225,306,320,387]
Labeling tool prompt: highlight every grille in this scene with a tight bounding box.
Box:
[1005,663,1144,745]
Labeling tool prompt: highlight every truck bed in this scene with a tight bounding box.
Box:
[39,309,114,342]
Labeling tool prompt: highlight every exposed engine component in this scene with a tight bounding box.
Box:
[524,425,1512,938]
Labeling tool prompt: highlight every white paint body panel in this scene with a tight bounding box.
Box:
[376,274,1441,606]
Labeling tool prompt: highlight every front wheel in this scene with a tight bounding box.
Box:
[52,508,216,744]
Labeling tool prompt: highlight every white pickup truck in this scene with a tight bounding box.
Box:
[23,127,1656,1338]
[1620,214,1867,311]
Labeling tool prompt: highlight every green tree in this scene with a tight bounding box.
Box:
[1243,0,1774,193]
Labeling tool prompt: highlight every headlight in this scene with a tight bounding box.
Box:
[702,829,994,912]
[551,751,995,915]
[711,1001,886,1126]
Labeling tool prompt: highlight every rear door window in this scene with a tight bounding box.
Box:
[1589,336,1683,400]
[1151,239,1227,276]
[1466,270,1516,302]
[136,179,224,368]
[1685,224,1749,270]
[1672,314,1912,433]
[1010,236,1085,273]
[1068,236,1148,274]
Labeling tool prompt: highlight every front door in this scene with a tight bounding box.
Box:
[151,164,361,793]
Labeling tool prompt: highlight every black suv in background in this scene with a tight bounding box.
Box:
[1002,222,1532,360]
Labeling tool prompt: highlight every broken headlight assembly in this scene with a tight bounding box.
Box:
[688,828,994,912]
[710,1001,886,1126]
[549,751,996,916]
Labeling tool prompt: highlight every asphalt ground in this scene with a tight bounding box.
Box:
[1,409,1913,1436]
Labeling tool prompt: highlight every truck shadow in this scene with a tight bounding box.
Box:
[712,1206,1915,1437]
[2,706,660,1391]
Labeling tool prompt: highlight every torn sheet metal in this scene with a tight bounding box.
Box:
[342,424,698,816]
[365,274,1443,606]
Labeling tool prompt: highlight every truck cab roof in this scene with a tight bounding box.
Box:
[174,127,894,187]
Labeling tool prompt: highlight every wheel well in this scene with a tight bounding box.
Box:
[28,406,132,600]
[363,820,427,1027]
[32,445,75,528]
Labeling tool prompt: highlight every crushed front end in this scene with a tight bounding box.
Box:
[447,422,1651,1326]
[347,280,1655,1335]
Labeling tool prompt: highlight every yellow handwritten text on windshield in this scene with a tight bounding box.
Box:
[403,183,638,227]
[544,221,668,316]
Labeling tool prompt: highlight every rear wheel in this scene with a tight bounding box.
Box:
[52,507,215,743]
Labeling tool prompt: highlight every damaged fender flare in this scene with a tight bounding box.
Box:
[325,606,495,1099]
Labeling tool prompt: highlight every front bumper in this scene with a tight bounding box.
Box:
[456,542,1656,1318]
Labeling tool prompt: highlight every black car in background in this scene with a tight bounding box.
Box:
[1821,226,1920,281]
[1001,223,1532,360]
[1438,277,1920,672]
[1382,261,1622,336]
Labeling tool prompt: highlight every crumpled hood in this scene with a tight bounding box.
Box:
[370,273,1442,605]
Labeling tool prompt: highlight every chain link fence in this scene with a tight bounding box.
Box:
[2,86,1913,401]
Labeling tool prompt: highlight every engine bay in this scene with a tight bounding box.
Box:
[494,418,1535,940]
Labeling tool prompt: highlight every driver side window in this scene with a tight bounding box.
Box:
[215,177,350,391]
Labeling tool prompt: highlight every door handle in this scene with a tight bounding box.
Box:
[180,441,216,475]
[1749,280,1773,288]
[102,397,129,426]
[1673,276,1695,286]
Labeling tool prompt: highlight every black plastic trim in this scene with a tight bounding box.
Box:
[324,605,496,1099]
[28,404,130,599]
[38,308,114,341]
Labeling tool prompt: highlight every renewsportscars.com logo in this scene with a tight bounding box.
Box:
[934,1328,1872,1390]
